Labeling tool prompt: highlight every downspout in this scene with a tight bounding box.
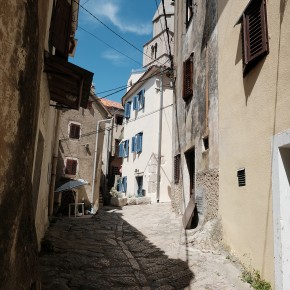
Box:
[91,118,113,212]
[156,68,164,202]
[48,109,61,216]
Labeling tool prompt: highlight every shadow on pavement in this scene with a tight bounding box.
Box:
[39,208,194,290]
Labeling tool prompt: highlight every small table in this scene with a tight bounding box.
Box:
[69,203,84,218]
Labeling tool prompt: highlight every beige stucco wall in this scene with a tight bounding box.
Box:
[218,0,290,285]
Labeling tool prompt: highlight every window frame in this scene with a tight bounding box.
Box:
[174,154,181,184]
[183,53,193,101]
[69,122,81,139]
[186,0,193,28]
[241,0,269,76]
[65,158,77,175]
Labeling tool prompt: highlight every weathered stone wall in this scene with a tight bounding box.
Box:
[172,0,219,223]
[0,1,49,288]
[196,169,219,223]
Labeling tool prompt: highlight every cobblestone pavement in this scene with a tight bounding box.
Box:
[39,203,251,290]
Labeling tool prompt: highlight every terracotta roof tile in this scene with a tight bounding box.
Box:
[99,98,123,110]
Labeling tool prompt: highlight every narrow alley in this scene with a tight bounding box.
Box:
[39,203,250,290]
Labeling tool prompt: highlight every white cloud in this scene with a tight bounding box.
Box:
[102,50,126,65]
[84,0,152,35]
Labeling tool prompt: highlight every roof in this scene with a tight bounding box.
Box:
[99,98,124,110]
[121,66,161,105]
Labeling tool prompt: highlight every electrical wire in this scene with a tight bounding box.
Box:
[60,103,173,141]
[73,0,165,67]
[78,26,143,66]
[95,67,171,99]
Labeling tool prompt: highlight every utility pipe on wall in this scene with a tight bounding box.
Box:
[48,109,61,216]
[91,118,112,212]
[156,68,164,202]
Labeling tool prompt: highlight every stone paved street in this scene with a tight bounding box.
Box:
[39,203,251,290]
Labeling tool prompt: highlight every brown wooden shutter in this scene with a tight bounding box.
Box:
[183,55,193,100]
[174,154,181,184]
[50,0,72,57]
[66,159,77,175]
[242,0,269,74]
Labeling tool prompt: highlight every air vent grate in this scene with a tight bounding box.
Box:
[237,168,246,187]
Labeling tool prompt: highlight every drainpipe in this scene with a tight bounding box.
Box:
[48,109,61,216]
[156,68,164,202]
[91,118,113,212]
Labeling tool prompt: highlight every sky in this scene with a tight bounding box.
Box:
[69,0,158,103]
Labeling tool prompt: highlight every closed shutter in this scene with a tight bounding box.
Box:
[50,0,72,57]
[242,0,269,75]
[183,55,193,100]
[136,133,143,153]
[118,142,124,158]
[124,102,131,118]
[122,176,127,193]
[124,140,129,157]
[133,96,138,110]
[131,136,136,152]
[66,159,77,175]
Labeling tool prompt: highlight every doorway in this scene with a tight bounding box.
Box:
[185,148,195,198]
[136,176,143,197]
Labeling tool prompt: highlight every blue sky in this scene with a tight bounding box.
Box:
[70,0,158,103]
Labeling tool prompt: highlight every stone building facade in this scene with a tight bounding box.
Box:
[0,1,92,288]
[172,1,219,227]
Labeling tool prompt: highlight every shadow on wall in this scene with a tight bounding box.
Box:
[39,209,194,289]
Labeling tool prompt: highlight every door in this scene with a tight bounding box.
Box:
[185,149,195,198]
[136,176,143,197]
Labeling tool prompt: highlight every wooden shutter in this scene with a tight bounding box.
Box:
[174,154,180,184]
[242,0,269,74]
[69,123,80,139]
[50,0,72,57]
[183,55,193,100]
[66,159,77,175]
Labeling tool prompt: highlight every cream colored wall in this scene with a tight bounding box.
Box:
[218,0,290,285]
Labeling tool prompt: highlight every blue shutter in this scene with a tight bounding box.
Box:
[125,102,131,118]
[131,136,136,152]
[122,176,127,192]
[124,140,129,157]
[118,142,124,158]
[117,178,122,191]
[138,90,145,109]
[133,96,138,110]
[136,133,143,153]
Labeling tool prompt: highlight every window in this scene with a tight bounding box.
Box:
[183,54,193,101]
[124,102,131,119]
[115,115,123,125]
[112,166,120,175]
[118,140,129,158]
[174,154,181,184]
[115,139,120,157]
[186,0,193,27]
[241,0,269,75]
[117,176,127,193]
[65,159,77,175]
[132,133,143,153]
[69,123,80,139]
[132,90,145,111]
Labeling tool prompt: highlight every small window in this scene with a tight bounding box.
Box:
[117,176,127,193]
[65,159,77,175]
[203,136,209,151]
[119,140,129,158]
[112,166,120,176]
[132,90,145,111]
[174,154,181,184]
[241,0,269,75]
[69,123,80,139]
[186,0,193,27]
[115,115,123,125]
[183,54,193,101]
